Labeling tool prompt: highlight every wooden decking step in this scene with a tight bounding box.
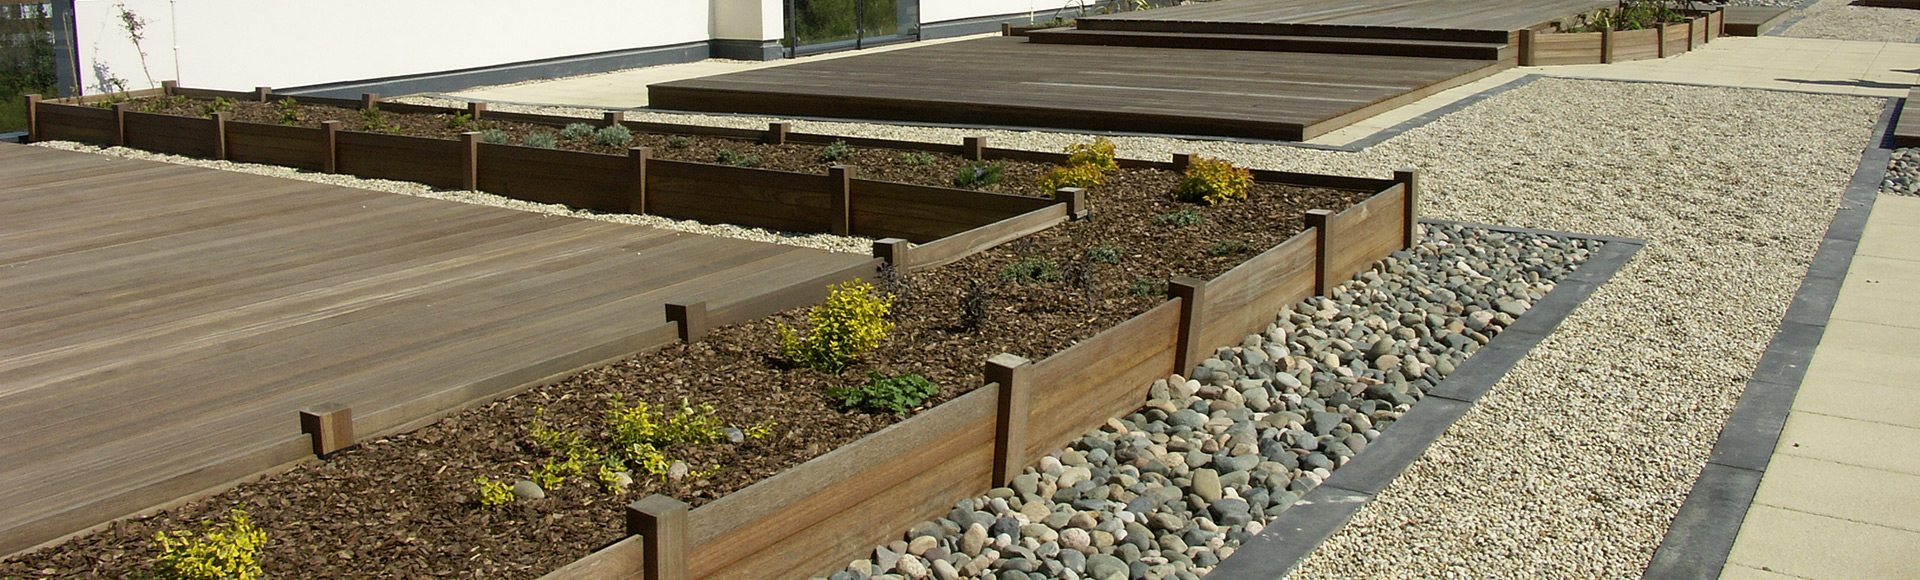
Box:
[1023,28,1511,60]
[1722,6,1792,36]
[1894,88,1920,148]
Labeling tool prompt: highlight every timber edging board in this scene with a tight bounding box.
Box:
[1893,89,1920,148]
[538,171,1422,580]
[1519,11,1720,67]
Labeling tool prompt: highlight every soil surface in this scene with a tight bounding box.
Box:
[4,97,1375,579]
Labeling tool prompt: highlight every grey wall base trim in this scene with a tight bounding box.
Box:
[0,131,26,144]
[1205,221,1646,580]
[712,39,784,62]
[279,40,715,99]
[1640,97,1896,579]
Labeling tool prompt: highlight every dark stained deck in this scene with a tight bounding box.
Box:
[1081,0,1616,40]
[649,36,1502,141]
[0,144,873,556]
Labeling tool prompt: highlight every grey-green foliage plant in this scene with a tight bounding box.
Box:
[829,372,938,416]
[899,152,936,166]
[819,140,852,163]
[524,132,558,149]
[716,149,762,168]
[953,161,1005,189]
[593,124,633,147]
[999,257,1061,284]
[666,135,691,148]
[478,129,510,144]
[1153,208,1202,228]
[561,122,597,140]
[1131,278,1168,296]
[1086,244,1122,264]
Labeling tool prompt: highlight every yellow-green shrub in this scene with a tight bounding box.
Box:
[152,509,268,580]
[474,476,514,507]
[607,396,729,450]
[1172,157,1254,205]
[1038,163,1107,192]
[1065,137,1119,173]
[779,280,894,372]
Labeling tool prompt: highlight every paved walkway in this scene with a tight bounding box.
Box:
[1719,195,1920,580]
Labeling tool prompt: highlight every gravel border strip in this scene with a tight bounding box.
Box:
[1202,220,1646,580]
[1637,96,1896,579]
[1771,0,1836,37]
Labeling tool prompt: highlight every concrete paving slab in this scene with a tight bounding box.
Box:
[1856,221,1920,259]
[1719,564,1802,580]
[1727,504,1920,580]
[1775,412,1920,476]
[1793,376,1920,429]
[1864,194,1920,228]
[1831,257,1920,328]
[1751,454,1920,533]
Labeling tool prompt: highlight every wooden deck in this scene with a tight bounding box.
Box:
[0,144,873,556]
[1082,0,1616,41]
[649,36,1501,141]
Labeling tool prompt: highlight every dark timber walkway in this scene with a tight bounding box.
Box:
[650,0,1613,141]
[0,144,873,556]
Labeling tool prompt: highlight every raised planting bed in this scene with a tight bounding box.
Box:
[1518,8,1721,66]
[1,130,1421,578]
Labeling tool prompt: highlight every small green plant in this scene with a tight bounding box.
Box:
[534,456,582,490]
[560,122,597,140]
[953,161,1005,189]
[899,152,937,166]
[474,476,514,507]
[607,396,730,451]
[1064,137,1119,173]
[999,257,1062,284]
[478,129,510,145]
[360,105,399,134]
[275,98,304,125]
[1173,157,1253,205]
[716,149,763,168]
[596,460,629,492]
[151,509,267,580]
[745,421,775,439]
[201,96,235,117]
[830,372,938,415]
[524,132,558,149]
[819,139,853,163]
[1038,163,1107,192]
[1086,244,1122,264]
[594,124,633,147]
[140,95,188,114]
[1131,278,1169,296]
[1153,208,1203,228]
[779,280,894,372]
[1205,239,1251,256]
[666,134,691,148]
[446,112,472,130]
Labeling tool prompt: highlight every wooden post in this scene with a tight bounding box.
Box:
[1394,168,1420,249]
[321,120,341,174]
[160,80,177,95]
[360,93,379,110]
[1519,29,1536,66]
[1054,187,1088,220]
[1686,18,1695,51]
[963,136,984,161]
[1002,22,1013,36]
[604,111,625,127]
[1305,209,1335,296]
[459,132,479,191]
[829,165,853,236]
[765,122,789,145]
[986,353,1033,487]
[1172,152,1194,172]
[299,403,354,458]
[254,86,271,102]
[628,147,651,214]
[211,111,229,160]
[627,495,690,580]
[872,238,911,270]
[23,94,38,143]
[1601,28,1614,64]
[1169,277,1208,373]
[111,102,128,147]
[665,300,709,342]
[1655,22,1666,58]
[467,102,487,120]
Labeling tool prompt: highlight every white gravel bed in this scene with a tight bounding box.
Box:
[1783,0,1920,42]
[401,79,1880,576]
[27,141,873,254]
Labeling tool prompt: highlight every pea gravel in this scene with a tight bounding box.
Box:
[1781,0,1920,42]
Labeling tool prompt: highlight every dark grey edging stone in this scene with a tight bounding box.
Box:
[280,39,720,99]
[1639,96,1895,579]
[1206,221,1647,580]
[1764,0,1825,37]
[0,131,25,144]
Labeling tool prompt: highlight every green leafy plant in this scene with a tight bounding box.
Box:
[1173,157,1253,205]
[1038,163,1107,192]
[560,122,597,140]
[275,98,304,125]
[1131,278,1169,296]
[952,161,1005,189]
[594,124,633,147]
[524,132,558,149]
[139,95,187,114]
[359,105,399,134]
[779,280,894,372]
[446,112,472,130]
[666,134,692,148]
[1065,137,1119,173]
[151,509,267,580]
[533,456,581,490]
[606,397,728,481]
[1153,208,1203,228]
[716,149,763,168]
[478,129,510,144]
[899,152,937,166]
[999,257,1062,284]
[819,139,853,163]
[201,96,234,117]
[1086,244,1122,264]
[474,476,514,508]
[1205,239,1250,256]
[830,372,938,415]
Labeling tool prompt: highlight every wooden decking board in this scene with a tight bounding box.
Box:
[1896,88,1920,147]
[1721,6,1791,36]
[1084,0,1613,36]
[0,144,873,555]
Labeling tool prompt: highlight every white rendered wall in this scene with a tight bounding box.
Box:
[920,0,1090,25]
[711,0,783,41]
[73,0,711,93]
